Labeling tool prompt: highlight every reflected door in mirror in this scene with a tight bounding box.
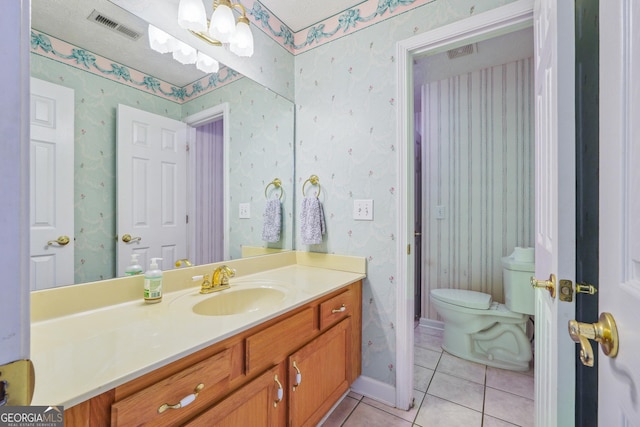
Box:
[30,78,75,290]
[117,105,189,275]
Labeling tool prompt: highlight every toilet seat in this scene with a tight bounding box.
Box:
[431,289,492,309]
[431,288,523,320]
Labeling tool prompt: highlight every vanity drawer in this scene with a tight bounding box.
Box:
[111,348,231,426]
[320,289,353,329]
[246,307,317,375]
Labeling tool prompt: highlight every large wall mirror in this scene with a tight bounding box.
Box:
[30,0,295,289]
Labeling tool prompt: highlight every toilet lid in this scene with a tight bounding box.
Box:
[430,288,492,310]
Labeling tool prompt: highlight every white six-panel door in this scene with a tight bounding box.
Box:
[116,104,188,275]
[598,1,640,423]
[29,78,75,290]
[533,0,576,425]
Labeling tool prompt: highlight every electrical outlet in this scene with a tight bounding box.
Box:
[353,199,374,220]
[239,203,250,219]
[435,205,446,219]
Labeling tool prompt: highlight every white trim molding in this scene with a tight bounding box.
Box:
[394,0,534,410]
[350,375,397,408]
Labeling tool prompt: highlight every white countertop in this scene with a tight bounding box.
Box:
[30,260,365,408]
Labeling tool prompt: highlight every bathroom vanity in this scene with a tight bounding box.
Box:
[29,252,365,426]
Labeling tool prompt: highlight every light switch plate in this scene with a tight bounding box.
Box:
[239,203,250,219]
[353,199,374,220]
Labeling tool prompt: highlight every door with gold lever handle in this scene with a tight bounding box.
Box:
[568,312,618,367]
[47,235,70,246]
[531,274,556,298]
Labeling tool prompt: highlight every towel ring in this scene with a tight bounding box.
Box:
[302,175,321,198]
[265,178,283,200]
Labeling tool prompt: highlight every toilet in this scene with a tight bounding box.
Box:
[429,247,535,371]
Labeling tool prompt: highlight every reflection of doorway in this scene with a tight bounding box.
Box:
[192,118,224,264]
[185,103,230,263]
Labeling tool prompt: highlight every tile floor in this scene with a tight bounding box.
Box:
[321,325,534,427]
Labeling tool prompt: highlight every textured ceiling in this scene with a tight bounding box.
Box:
[30,0,362,87]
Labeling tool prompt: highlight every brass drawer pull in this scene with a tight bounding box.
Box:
[331,304,346,314]
[292,361,302,391]
[273,375,283,407]
[158,383,204,413]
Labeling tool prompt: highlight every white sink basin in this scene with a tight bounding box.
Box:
[192,286,287,316]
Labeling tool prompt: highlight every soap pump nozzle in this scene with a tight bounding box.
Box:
[149,257,163,270]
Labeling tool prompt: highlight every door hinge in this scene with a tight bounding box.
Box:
[186,144,190,152]
[407,244,411,255]
[186,214,189,224]
[0,360,35,406]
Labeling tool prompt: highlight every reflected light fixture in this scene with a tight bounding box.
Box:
[148,24,220,73]
[178,0,254,57]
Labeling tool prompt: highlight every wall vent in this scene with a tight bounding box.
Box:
[87,10,142,41]
[447,44,475,60]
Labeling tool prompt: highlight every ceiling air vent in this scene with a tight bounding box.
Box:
[447,44,475,60]
[87,10,142,41]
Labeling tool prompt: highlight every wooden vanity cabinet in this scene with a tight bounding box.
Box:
[184,363,287,427]
[63,280,362,427]
[288,318,352,427]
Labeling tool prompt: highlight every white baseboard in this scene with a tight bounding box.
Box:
[418,318,444,330]
[350,375,397,408]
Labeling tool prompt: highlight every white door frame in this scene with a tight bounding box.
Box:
[0,0,31,367]
[394,0,534,409]
[184,103,230,262]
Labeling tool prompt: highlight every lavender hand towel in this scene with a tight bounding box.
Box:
[261,197,281,242]
[300,196,326,245]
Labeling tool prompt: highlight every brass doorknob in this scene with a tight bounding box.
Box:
[47,235,70,246]
[568,312,618,367]
[531,274,556,298]
[122,233,142,243]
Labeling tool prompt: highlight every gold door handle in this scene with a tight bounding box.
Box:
[122,233,142,243]
[568,312,618,367]
[47,235,70,246]
[531,274,556,298]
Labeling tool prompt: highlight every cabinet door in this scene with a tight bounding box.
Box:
[288,319,351,427]
[185,364,286,427]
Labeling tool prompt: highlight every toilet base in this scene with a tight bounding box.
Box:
[441,344,531,371]
[441,322,532,372]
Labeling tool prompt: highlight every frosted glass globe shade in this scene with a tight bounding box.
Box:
[209,4,235,43]
[178,0,207,32]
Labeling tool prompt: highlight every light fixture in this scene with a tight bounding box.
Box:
[177,0,254,57]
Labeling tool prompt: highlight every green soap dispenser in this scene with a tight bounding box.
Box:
[125,253,143,276]
[144,257,163,304]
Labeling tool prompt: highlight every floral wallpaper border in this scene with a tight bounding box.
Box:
[30,31,241,104]
[246,0,433,54]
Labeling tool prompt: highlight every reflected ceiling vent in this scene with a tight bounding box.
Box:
[447,44,475,59]
[87,10,142,41]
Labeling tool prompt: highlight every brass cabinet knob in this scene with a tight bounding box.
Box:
[568,312,618,367]
[531,274,556,298]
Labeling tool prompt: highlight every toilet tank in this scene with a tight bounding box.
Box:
[502,247,535,316]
